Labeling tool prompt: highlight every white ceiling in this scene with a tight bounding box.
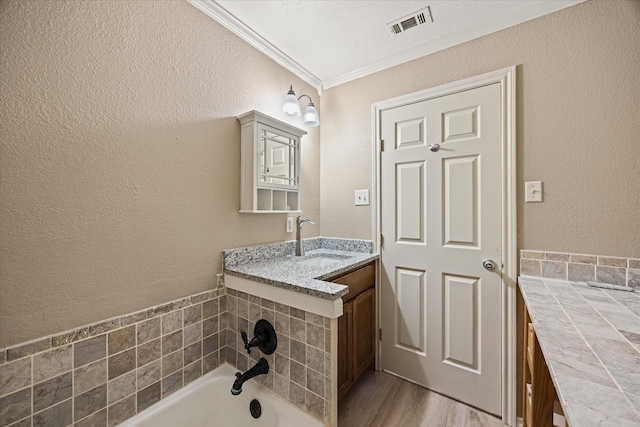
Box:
[189,0,585,92]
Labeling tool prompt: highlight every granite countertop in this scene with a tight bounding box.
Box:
[519,276,640,427]
[223,237,378,301]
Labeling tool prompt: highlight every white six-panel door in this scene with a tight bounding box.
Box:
[380,82,503,415]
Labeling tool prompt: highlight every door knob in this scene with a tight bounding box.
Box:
[482,259,497,271]
[429,144,440,152]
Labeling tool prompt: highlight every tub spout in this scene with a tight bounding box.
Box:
[231,357,269,396]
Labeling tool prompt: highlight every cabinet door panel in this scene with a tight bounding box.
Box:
[353,287,375,378]
[338,301,353,401]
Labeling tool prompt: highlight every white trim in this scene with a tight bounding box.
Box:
[372,123,382,371]
[187,0,323,95]
[225,275,344,319]
[371,66,517,426]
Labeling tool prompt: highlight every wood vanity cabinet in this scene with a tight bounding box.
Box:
[522,304,567,427]
[332,262,376,401]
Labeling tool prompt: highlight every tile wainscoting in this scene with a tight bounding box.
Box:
[0,288,223,426]
[222,288,336,426]
[520,250,640,289]
[0,285,333,427]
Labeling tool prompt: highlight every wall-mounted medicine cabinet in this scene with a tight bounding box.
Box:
[237,111,306,213]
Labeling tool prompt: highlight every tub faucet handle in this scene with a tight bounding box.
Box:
[241,331,251,354]
[241,320,278,356]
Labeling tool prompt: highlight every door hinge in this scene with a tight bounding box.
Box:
[379,328,382,341]
[380,140,384,152]
[380,235,384,247]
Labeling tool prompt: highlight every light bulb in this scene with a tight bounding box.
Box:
[282,86,301,116]
[303,102,319,127]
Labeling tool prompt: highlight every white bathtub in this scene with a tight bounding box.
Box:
[119,364,324,427]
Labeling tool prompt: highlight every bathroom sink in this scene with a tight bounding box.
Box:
[297,255,350,267]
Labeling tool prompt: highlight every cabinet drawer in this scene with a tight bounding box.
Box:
[332,263,375,303]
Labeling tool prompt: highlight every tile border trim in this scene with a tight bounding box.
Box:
[520,250,639,289]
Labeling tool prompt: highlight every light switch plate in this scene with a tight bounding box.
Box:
[525,181,542,202]
[286,217,294,233]
[355,189,370,206]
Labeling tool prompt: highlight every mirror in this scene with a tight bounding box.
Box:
[259,126,296,187]
[237,110,305,213]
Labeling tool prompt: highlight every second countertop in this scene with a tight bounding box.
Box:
[519,276,640,427]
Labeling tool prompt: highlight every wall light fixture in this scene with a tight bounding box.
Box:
[282,85,319,127]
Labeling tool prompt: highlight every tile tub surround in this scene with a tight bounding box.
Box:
[520,250,640,289]
[519,276,640,426]
[224,237,378,300]
[0,286,337,427]
[0,289,223,427]
[220,289,337,426]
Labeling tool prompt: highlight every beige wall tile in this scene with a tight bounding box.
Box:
[0,358,31,397]
[137,360,160,390]
[108,370,136,405]
[7,338,50,362]
[161,370,182,398]
[137,338,161,368]
[571,254,597,264]
[108,349,135,380]
[161,311,182,335]
[33,372,72,412]
[74,359,107,395]
[74,384,107,421]
[596,266,627,287]
[521,251,544,260]
[76,408,107,427]
[0,388,31,426]
[545,252,570,262]
[568,263,595,283]
[75,336,106,368]
[108,325,136,355]
[107,394,135,427]
[34,399,72,427]
[520,259,541,276]
[136,319,161,345]
[136,382,160,413]
[598,257,627,267]
[542,261,567,280]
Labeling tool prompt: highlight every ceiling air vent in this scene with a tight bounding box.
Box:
[386,6,433,37]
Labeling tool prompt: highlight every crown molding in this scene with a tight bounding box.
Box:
[189,0,584,93]
[188,0,323,95]
[322,0,585,90]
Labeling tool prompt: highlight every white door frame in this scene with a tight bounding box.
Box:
[371,66,517,426]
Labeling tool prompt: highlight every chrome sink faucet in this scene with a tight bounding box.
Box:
[296,214,315,256]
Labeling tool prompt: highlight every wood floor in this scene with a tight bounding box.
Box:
[338,371,509,427]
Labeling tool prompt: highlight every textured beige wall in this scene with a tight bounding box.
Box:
[0,0,320,348]
[320,0,640,258]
